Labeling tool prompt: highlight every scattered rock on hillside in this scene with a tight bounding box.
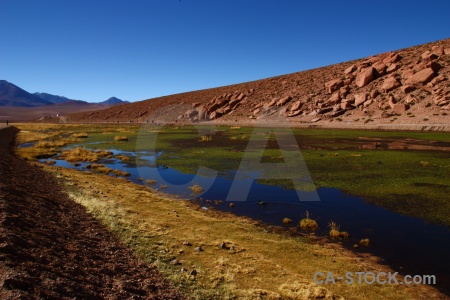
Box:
[381,76,402,92]
[325,79,344,94]
[354,93,367,106]
[406,68,436,85]
[356,67,374,87]
[393,103,409,114]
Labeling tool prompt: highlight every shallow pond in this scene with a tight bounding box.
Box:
[42,148,450,293]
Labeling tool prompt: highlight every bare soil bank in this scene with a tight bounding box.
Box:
[0,126,184,299]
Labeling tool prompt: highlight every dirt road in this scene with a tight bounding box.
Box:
[0,126,185,299]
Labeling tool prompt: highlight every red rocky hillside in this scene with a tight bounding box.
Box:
[67,38,450,127]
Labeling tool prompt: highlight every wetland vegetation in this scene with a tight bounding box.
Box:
[15,123,450,227]
[13,123,450,298]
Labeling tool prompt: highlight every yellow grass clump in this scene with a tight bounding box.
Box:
[72,132,88,138]
[90,164,113,174]
[199,135,212,142]
[111,169,131,177]
[329,221,344,239]
[114,136,129,142]
[62,147,99,162]
[299,211,318,231]
[116,155,130,162]
[282,218,292,224]
[359,238,370,246]
[188,184,204,193]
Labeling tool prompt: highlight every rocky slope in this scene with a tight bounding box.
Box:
[67,38,450,127]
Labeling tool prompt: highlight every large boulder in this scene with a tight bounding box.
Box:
[328,92,341,104]
[388,95,397,109]
[404,94,417,104]
[276,96,292,106]
[369,89,379,99]
[207,103,220,114]
[381,76,402,91]
[373,62,387,76]
[383,52,401,64]
[393,103,408,114]
[230,93,245,101]
[341,101,353,110]
[355,67,374,87]
[354,93,367,106]
[287,110,302,117]
[402,69,415,80]
[209,111,222,120]
[427,61,442,72]
[432,45,445,56]
[400,85,415,94]
[344,64,356,74]
[324,79,344,94]
[421,50,437,61]
[386,63,399,73]
[406,68,435,85]
[340,85,350,97]
[289,100,303,112]
[264,98,278,108]
[229,98,242,109]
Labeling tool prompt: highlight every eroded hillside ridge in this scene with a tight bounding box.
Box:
[68,38,450,125]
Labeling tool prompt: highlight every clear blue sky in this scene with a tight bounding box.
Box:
[1,0,449,103]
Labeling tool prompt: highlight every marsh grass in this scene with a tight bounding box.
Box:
[188,184,204,193]
[199,135,212,142]
[14,123,450,227]
[62,147,99,162]
[146,179,157,185]
[48,166,437,300]
[116,155,130,162]
[72,132,88,138]
[114,135,129,141]
[299,218,319,231]
[111,169,131,177]
[282,217,292,224]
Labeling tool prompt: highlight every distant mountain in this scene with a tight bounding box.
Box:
[33,92,75,104]
[0,80,53,107]
[99,97,129,105]
[0,80,130,109]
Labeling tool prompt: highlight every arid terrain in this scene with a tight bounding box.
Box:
[66,38,450,131]
[0,127,184,299]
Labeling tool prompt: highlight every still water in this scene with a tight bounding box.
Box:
[42,149,450,293]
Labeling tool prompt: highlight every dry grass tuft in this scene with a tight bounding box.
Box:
[282,217,292,224]
[72,132,88,138]
[299,211,318,231]
[188,184,204,193]
[111,169,131,177]
[62,147,99,162]
[328,221,345,239]
[146,179,157,185]
[199,135,212,142]
[116,155,130,162]
[114,136,129,142]
[359,238,370,246]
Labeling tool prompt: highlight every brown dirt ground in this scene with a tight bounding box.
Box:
[0,126,185,299]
